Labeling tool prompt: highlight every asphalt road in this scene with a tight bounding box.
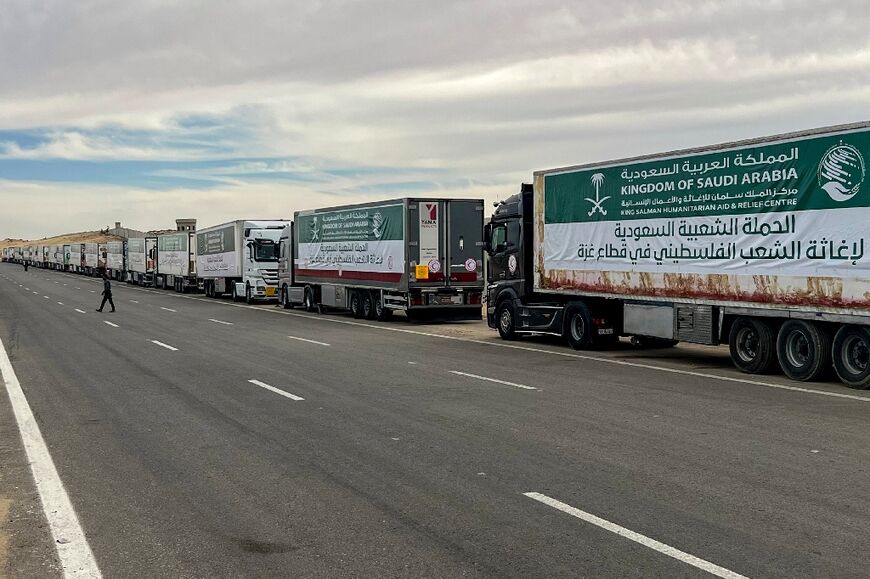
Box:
[2,262,870,578]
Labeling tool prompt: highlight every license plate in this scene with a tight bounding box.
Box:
[598,328,614,335]
[437,295,462,305]
[265,287,276,296]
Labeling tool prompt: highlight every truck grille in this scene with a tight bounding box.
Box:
[260,268,279,286]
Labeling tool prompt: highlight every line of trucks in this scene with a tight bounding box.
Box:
[4,121,870,389]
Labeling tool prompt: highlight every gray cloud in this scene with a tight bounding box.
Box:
[1,0,869,237]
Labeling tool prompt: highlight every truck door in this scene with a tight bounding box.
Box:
[408,200,446,286]
[446,200,483,286]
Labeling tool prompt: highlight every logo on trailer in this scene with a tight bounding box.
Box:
[372,212,384,239]
[464,257,477,272]
[818,142,865,202]
[585,173,610,217]
[309,216,321,242]
[426,203,437,221]
[508,254,517,274]
[428,258,441,273]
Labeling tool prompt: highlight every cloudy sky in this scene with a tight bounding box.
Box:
[1,0,869,238]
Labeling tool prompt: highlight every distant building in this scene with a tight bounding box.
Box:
[176,218,196,232]
[107,221,147,239]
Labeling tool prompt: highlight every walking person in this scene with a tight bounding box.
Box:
[96,272,115,312]
[23,261,28,271]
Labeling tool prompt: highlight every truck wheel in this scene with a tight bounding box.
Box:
[231,283,239,302]
[496,301,517,340]
[776,320,831,382]
[374,294,391,321]
[832,325,870,389]
[281,286,292,309]
[350,291,363,318]
[564,303,593,350]
[729,317,777,374]
[304,287,316,312]
[245,283,254,305]
[362,292,375,320]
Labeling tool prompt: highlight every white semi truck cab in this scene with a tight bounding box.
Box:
[197,220,287,303]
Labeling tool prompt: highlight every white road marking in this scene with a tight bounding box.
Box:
[57,302,64,305]
[32,291,37,294]
[160,307,176,312]
[450,370,537,390]
[74,309,86,314]
[129,300,139,304]
[89,290,95,293]
[75,287,80,290]
[150,340,178,351]
[247,379,304,401]
[43,295,49,299]
[0,336,103,578]
[103,321,119,328]
[208,319,233,325]
[524,492,747,579]
[288,335,330,347]
[91,272,870,403]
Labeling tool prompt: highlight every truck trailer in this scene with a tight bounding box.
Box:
[83,243,101,276]
[486,121,870,389]
[68,244,84,273]
[127,237,157,286]
[198,220,287,302]
[277,198,485,320]
[156,231,197,292]
[105,241,126,280]
[50,245,64,270]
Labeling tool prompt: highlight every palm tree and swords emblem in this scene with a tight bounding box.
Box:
[586,172,610,217]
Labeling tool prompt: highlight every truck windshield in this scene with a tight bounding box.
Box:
[253,241,278,262]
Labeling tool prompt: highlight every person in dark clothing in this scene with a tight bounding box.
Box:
[23,262,28,271]
[96,273,115,312]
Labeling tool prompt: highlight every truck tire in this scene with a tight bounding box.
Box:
[245,283,254,305]
[374,294,391,321]
[231,283,240,302]
[350,291,363,318]
[362,292,375,320]
[776,320,831,382]
[281,286,293,309]
[304,287,316,312]
[564,302,593,350]
[832,325,870,389]
[496,301,517,340]
[729,317,777,374]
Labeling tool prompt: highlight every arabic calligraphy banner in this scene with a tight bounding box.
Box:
[541,125,870,278]
[295,203,405,276]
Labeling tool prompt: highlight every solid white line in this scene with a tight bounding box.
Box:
[450,370,537,390]
[248,379,304,401]
[288,335,330,347]
[523,492,747,579]
[74,309,86,314]
[160,307,176,312]
[103,321,119,328]
[0,337,103,577]
[150,340,178,351]
[208,319,233,325]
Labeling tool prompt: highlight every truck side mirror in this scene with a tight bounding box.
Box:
[483,223,493,254]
